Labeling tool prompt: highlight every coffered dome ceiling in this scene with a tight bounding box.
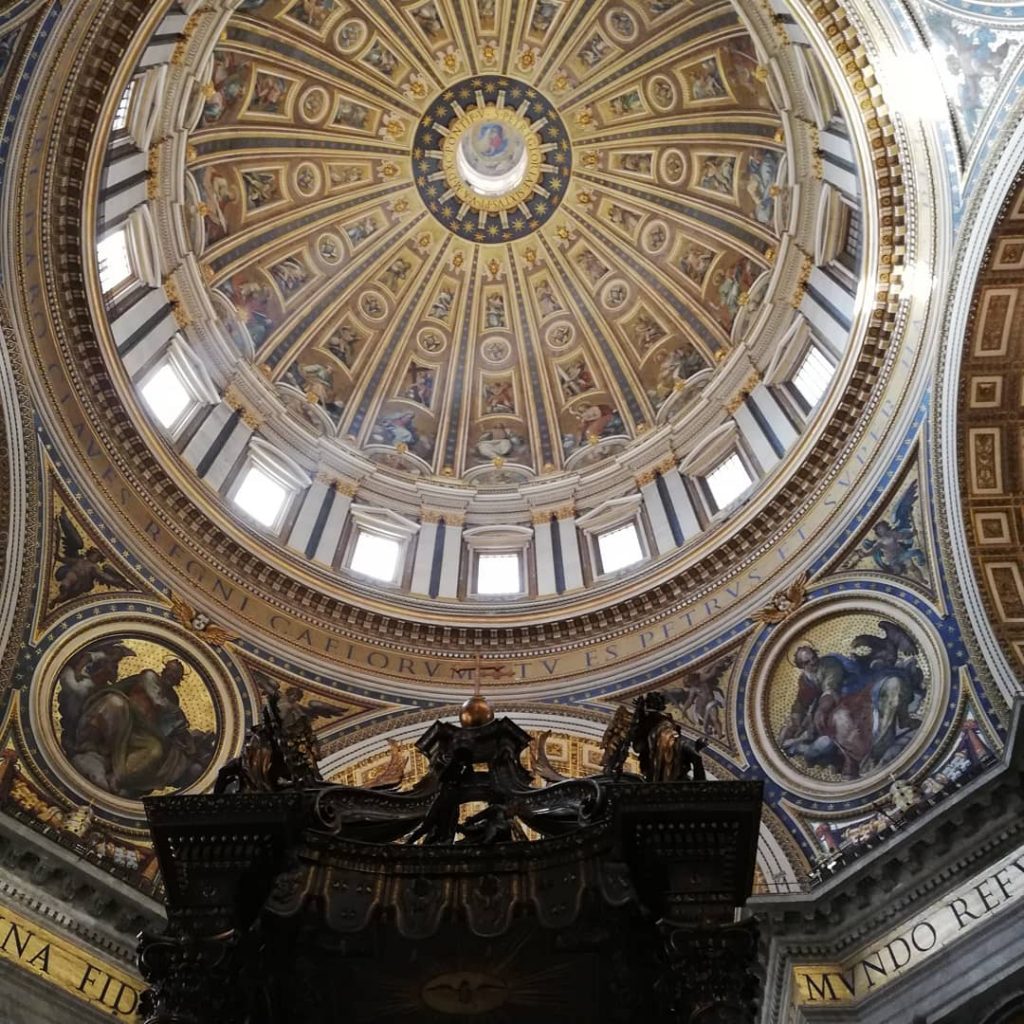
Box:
[172,0,785,486]
[67,0,887,631]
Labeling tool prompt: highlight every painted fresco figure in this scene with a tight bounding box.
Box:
[58,646,216,799]
[663,657,732,740]
[485,294,506,327]
[778,621,925,780]
[578,34,610,68]
[52,510,130,606]
[859,481,927,583]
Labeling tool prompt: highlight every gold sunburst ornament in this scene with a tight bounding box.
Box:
[413,76,571,241]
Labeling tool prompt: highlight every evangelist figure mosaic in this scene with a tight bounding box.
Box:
[53,638,217,799]
[769,617,930,782]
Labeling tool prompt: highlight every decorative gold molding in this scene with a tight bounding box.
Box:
[224,385,263,429]
[725,371,763,414]
[791,255,815,309]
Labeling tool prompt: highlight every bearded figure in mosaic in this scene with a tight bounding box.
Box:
[57,640,217,799]
[778,620,925,781]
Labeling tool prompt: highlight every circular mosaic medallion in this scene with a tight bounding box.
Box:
[746,597,949,799]
[413,76,571,241]
[27,618,243,816]
[480,336,512,364]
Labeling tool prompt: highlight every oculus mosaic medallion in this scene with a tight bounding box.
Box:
[412,75,570,240]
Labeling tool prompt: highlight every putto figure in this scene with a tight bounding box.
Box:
[52,510,130,606]
[857,480,927,583]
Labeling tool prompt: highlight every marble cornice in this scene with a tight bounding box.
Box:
[0,811,164,968]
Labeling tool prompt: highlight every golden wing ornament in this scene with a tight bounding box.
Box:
[751,571,809,625]
[196,623,238,647]
[169,593,237,646]
[170,594,196,629]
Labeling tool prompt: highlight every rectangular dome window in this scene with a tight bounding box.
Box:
[792,345,832,409]
[349,530,402,583]
[706,453,753,510]
[233,465,289,529]
[97,229,133,294]
[112,80,135,132]
[476,552,522,595]
[141,364,192,430]
[597,523,643,574]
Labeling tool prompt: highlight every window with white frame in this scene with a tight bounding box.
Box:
[597,522,644,574]
[136,336,218,438]
[705,453,753,510]
[97,229,133,294]
[112,80,136,132]
[463,525,532,597]
[791,345,833,409]
[229,438,308,533]
[576,494,647,580]
[349,531,401,582]
[233,465,289,529]
[140,364,192,430]
[476,552,522,595]
[345,506,419,585]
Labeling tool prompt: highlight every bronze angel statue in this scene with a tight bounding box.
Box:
[52,510,130,606]
[601,692,709,782]
[216,672,338,793]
